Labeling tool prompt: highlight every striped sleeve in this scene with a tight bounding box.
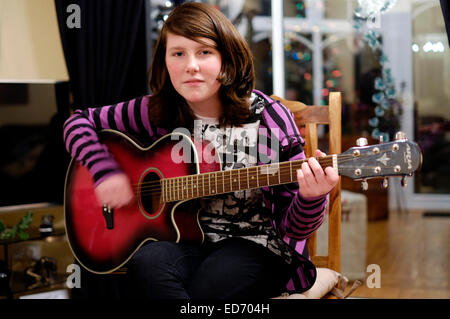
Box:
[258,93,328,241]
[63,95,154,186]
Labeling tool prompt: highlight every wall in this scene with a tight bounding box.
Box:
[0,83,57,125]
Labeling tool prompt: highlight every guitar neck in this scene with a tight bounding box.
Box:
[160,155,338,202]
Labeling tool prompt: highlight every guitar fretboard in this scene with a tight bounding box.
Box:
[160,155,338,202]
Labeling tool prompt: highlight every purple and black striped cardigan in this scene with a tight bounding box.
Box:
[63,89,328,293]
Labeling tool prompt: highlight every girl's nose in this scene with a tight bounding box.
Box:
[186,55,200,74]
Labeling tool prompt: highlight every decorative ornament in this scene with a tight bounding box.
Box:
[354,1,402,141]
[354,0,398,19]
[295,0,306,18]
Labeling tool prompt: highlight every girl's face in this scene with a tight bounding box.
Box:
[165,32,223,116]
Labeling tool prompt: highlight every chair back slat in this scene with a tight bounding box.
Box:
[270,92,342,273]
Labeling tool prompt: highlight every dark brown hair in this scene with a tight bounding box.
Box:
[148,2,255,130]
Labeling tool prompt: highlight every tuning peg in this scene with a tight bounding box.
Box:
[361,179,368,191]
[395,131,407,140]
[381,177,389,189]
[356,137,368,147]
[401,176,408,188]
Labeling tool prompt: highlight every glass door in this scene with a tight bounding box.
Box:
[381,0,450,210]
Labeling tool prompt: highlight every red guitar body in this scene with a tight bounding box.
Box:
[64,130,220,274]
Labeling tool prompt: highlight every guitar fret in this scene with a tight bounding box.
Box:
[180,177,183,200]
[165,179,168,202]
[191,175,194,199]
[229,170,232,192]
[208,173,212,195]
[238,170,241,190]
[179,178,182,200]
[247,168,250,189]
[172,179,175,201]
[202,174,205,197]
[215,173,217,194]
[173,178,176,201]
[185,176,188,199]
[290,161,293,182]
[281,162,291,184]
[233,171,238,191]
[221,171,225,194]
[175,178,178,201]
[248,167,257,189]
[167,179,170,202]
[260,165,277,187]
[166,179,169,202]
[222,171,228,193]
[174,178,176,201]
[277,165,281,184]
[256,167,259,187]
[196,175,199,198]
[168,179,172,202]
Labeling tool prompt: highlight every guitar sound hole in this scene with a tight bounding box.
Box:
[139,171,163,216]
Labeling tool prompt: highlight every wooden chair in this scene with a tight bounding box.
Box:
[270,92,342,280]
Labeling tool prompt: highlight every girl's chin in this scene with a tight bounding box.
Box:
[184,95,209,104]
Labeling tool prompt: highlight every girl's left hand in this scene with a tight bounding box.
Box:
[296,149,339,199]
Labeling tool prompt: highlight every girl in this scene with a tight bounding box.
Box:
[63,2,338,299]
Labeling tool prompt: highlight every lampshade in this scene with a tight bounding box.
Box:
[0,0,69,81]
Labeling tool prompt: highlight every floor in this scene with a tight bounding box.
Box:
[348,210,450,298]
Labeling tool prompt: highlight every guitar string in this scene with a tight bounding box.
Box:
[131,154,357,190]
[135,159,335,193]
[135,146,398,189]
[135,156,393,194]
[117,148,399,198]
[137,163,402,200]
[133,150,386,192]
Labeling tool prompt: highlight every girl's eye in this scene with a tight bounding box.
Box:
[201,50,212,55]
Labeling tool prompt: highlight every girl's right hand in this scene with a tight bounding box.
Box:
[95,173,134,209]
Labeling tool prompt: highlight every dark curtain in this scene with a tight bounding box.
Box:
[54,0,148,299]
[441,0,450,47]
[54,0,148,110]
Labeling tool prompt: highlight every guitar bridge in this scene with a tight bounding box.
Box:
[102,205,114,230]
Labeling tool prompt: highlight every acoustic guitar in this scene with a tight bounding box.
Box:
[64,130,422,274]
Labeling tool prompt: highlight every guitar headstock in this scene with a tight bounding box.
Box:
[338,132,423,189]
